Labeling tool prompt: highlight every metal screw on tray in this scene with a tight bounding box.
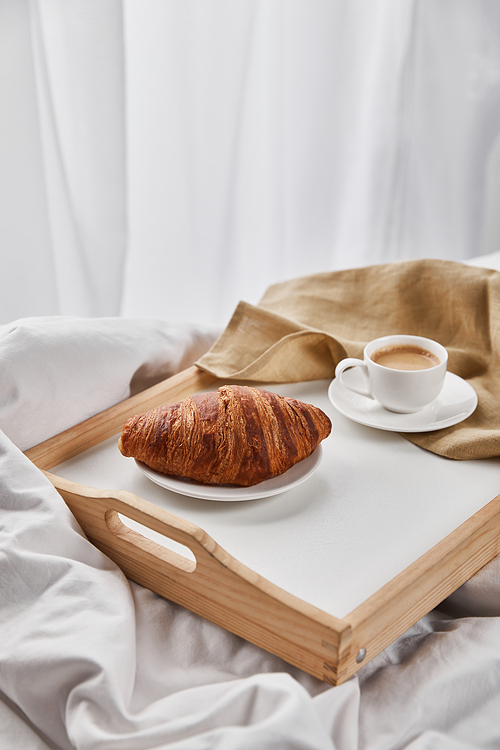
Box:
[356,648,366,663]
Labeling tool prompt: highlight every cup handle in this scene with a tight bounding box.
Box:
[335,358,374,400]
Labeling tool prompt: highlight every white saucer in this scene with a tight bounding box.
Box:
[328,371,477,433]
[134,445,323,501]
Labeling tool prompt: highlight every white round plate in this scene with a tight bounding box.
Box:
[328,371,477,433]
[134,445,323,501]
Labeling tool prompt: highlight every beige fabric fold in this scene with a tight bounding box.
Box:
[197,259,500,460]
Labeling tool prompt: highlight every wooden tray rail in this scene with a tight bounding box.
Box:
[25,366,500,685]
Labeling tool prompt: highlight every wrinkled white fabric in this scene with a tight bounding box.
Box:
[0,316,216,451]
[1,314,500,749]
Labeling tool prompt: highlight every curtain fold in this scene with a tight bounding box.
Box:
[0,0,57,322]
[31,0,127,318]
[0,0,127,322]
[121,0,500,328]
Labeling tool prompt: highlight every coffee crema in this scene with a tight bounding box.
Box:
[371,345,440,371]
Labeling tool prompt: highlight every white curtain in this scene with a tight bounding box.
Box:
[2,1,500,328]
[0,0,126,321]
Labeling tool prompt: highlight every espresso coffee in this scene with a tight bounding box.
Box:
[371,345,440,371]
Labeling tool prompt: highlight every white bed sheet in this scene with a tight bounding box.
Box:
[1,260,500,749]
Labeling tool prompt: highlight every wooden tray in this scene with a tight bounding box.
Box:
[25,366,500,686]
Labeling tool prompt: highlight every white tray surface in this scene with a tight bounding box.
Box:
[53,380,500,620]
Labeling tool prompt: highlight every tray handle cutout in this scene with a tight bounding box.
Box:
[43,470,220,586]
[106,509,197,573]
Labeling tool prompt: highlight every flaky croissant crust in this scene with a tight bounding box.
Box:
[118,385,331,487]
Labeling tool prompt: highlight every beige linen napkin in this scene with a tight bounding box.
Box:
[197,259,500,460]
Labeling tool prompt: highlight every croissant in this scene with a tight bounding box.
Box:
[118,385,331,487]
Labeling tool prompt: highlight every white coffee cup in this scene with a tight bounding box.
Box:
[335,334,448,413]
